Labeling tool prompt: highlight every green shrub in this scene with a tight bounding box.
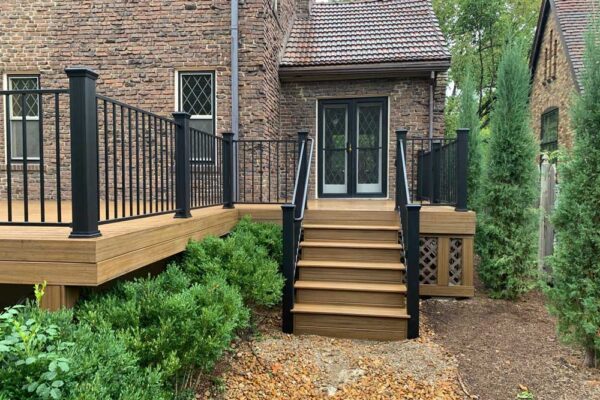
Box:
[181,218,284,307]
[65,325,168,400]
[0,305,73,400]
[545,18,600,368]
[0,304,169,400]
[77,266,248,379]
[231,216,283,265]
[476,41,538,299]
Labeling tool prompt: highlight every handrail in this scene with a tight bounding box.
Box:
[395,129,421,339]
[399,140,411,205]
[281,133,314,334]
[295,138,314,222]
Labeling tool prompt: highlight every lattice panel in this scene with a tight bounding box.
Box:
[419,237,438,284]
[449,238,463,286]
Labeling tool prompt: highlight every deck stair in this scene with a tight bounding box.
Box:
[292,208,409,340]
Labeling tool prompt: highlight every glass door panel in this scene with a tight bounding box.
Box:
[356,103,383,194]
[322,104,349,195]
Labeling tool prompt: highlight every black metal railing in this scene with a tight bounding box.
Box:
[190,127,224,209]
[0,68,234,237]
[404,129,468,210]
[0,88,70,225]
[235,138,300,204]
[395,129,421,339]
[96,95,178,223]
[281,131,313,334]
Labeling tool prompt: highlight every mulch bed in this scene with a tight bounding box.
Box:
[422,284,600,400]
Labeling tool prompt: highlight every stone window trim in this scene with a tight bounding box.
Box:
[3,74,42,164]
[541,107,559,154]
[175,70,217,163]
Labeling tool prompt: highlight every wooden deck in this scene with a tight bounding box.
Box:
[0,199,476,308]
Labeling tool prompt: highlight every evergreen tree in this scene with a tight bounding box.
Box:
[477,42,538,299]
[458,70,482,209]
[546,17,600,368]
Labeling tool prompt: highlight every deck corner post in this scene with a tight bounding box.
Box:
[65,67,101,238]
[222,132,235,209]
[395,129,408,210]
[281,204,296,334]
[406,203,421,339]
[173,112,192,218]
[455,128,469,212]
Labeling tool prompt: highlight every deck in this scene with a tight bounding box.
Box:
[0,200,475,307]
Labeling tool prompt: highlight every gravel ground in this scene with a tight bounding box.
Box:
[422,289,600,400]
[196,286,600,400]
[210,311,463,400]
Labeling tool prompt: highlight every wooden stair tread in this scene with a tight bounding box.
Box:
[297,260,405,270]
[300,241,402,250]
[303,224,400,231]
[295,280,406,293]
[292,303,409,319]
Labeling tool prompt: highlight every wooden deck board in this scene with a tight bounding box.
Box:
[0,200,475,296]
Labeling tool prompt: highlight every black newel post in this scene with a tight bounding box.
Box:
[66,67,101,238]
[406,203,421,339]
[173,112,192,218]
[395,129,408,210]
[431,141,441,204]
[222,132,235,209]
[455,128,469,212]
[281,204,296,334]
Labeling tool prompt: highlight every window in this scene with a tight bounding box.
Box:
[177,71,215,161]
[7,75,41,161]
[541,108,559,154]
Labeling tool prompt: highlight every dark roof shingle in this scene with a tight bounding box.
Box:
[554,0,599,85]
[280,0,451,68]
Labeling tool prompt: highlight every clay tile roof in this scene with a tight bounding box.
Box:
[280,0,451,68]
[553,0,599,85]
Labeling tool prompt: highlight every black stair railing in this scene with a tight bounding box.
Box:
[395,129,421,339]
[281,131,314,334]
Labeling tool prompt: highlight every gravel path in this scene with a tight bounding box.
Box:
[218,312,463,399]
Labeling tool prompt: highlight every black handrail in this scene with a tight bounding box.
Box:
[281,133,314,334]
[395,129,421,339]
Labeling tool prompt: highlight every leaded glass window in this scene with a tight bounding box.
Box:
[178,72,215,161]
[541,108,558,154]
[8,76,41,160]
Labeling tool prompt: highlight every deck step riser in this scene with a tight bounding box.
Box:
[299,267,404,283]
[294,314,407,340]
[304,210,399,227]
[302,247,402,263]
[296,289,405,307]
[303,229,398,243]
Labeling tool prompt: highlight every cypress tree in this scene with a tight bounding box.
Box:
[546,17,600,368]
[458,70,482,209]
[477,42,538,299]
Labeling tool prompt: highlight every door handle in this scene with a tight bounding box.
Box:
[347,143,352,153]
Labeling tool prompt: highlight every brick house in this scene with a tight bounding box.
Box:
[0,0,449,202]
[530,0,599,153]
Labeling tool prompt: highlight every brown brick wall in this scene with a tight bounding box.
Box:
[280,74,446,199]
[530,9,578,150]
[0,0,296,202]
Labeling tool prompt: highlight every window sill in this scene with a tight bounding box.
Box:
[0,163,46,172]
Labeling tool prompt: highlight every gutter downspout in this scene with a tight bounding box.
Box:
[429,71,435,139]
[231,1,239,198]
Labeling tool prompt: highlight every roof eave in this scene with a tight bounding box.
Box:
[279,60,451,82]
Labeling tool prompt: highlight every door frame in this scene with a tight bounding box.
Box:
[317,97,389,198]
